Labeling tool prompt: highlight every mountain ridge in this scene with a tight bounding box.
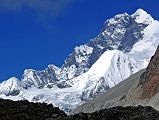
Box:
[0,9,158,112]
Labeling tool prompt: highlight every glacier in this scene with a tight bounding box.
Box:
[0,9,159,112]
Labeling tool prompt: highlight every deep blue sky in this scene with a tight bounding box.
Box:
[0,0,159,81]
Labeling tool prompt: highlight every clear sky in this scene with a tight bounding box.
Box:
[0,0,159,81]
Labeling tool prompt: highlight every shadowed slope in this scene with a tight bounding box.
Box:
[0,99,159,120]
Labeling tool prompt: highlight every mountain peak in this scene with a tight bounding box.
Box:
[131,9,154,24]
[9,77,19,81]
[0,77,21,96]
[114,12,129,18]
[105,12,130,26]
[48,64,59,70]
[6,77,20,85]
[134,9,147,14]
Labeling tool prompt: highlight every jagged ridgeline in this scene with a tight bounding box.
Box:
[0,9,159,112]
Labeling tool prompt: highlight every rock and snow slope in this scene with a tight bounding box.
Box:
[73,69,145,114]
[0,50,138,111]
[0,9,158,112]
[68,50,138,101]
[73,46,159,114]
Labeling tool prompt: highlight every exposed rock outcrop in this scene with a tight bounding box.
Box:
[139,46,159,98]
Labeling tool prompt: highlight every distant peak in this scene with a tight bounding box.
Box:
[114,12,129,18]
[104,12,131,28]
[48,64,59,68]
[1,77,20,86]
[9,77,19,81]
[48,64,60,71]
[135,9,147,14]
[131,9,154,25]
[24,69,36,74]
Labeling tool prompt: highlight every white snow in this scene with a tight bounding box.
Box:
[67,64,77,79]
[68,50,139,93]
[69,50,117,89]
[129,20,159,68]
[75,45,93,55]
[88,50,117,78]
[75,45,93,63]
[131,9,154,24]
[0,77,21,95]
[107,13,129,25]
[48,64,61,75]
[0,86,83,112]
[105,51,138,87]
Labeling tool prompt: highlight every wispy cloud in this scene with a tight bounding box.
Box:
[0,0,73,16]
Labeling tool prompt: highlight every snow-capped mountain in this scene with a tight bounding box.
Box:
[0,77,21,96]
[0,9,158,112]
[22,65,60,88]
[68,50,139,101]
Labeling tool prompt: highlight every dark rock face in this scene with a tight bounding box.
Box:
[89,14,146,52]
[69,106,159,120]
[139,46,159,98]
[0,99,159,120]
[0,99,67,120]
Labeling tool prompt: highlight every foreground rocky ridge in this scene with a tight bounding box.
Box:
[0,99,67,120]
[0,99,159,120]
[69,106,159,120]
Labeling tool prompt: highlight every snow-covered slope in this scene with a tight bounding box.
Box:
[0,9,158,112]
[0,77,21,96]
[68,50,119,89]
[67,50,138,100]
[0,50,139,112]
[129,20,159,68]
[131,9,154,24]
